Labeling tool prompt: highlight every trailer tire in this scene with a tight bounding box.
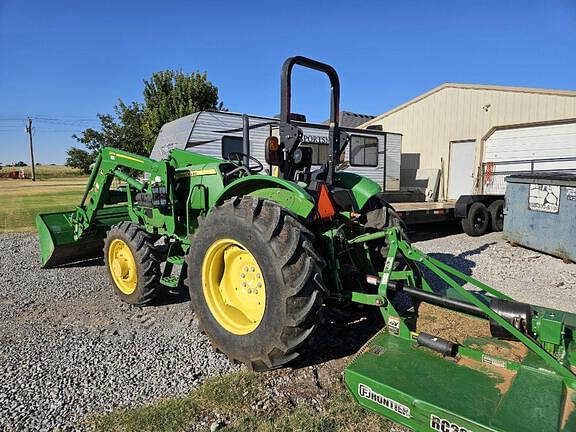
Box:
[461,202,490,236]
[104,221,162,305]
[488,199,504,232]
[186,196,326,371]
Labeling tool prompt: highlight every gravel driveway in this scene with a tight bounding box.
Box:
[0,229,575,431]
[0,234,241,431]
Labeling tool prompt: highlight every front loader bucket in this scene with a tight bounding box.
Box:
[36,211,103,268]
[36,206,130,268]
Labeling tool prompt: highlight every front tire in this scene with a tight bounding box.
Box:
[104,221,162,305]
[186,197,325,371]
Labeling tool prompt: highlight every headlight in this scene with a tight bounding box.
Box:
[293,148,303,164]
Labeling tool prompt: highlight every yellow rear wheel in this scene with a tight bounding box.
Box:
[108,238,138,295]
[202,239,266,335]
[186,197,326,371]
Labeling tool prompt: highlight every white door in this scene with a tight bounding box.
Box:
[448,140,476,200]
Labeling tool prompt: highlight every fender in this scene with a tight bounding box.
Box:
[334,171,381,210]
[212,175,315,218]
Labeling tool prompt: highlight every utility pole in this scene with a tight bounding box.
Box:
[26,118,36,181]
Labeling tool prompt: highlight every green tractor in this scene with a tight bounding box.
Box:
[38,57,576,431]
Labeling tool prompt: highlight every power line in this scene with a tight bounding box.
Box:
[0,113,98,120]
[0,114,100,135]
[0,118,99,125]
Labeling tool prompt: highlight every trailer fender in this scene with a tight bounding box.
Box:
[213,175,316,218]
[454,194,504,219]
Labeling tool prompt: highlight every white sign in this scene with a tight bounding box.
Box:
[528,184,560,213]
[567,187,576,202]
[430,415,472,432]
[358,384,411,418]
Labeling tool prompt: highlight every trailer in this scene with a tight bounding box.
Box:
[150,110,402,193]
[378,191,505,236]
[377,119,576,235]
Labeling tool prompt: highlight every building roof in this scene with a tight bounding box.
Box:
[361,83,576,128]
[323,111,375,128]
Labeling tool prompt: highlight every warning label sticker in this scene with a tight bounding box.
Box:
[388,317,400,335]
[567,187,576,202]
[528,184,560,213]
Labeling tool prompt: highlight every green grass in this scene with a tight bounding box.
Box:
[0,178,87,232]
[89,371,392,432]
[0,164,84,179]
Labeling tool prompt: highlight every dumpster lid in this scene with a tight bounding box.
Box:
[505,172,576,187]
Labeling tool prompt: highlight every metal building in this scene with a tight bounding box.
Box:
[360,84,576,200]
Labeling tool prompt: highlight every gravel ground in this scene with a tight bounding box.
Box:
[0,229,575,431]
[0,234,241,431]
[412,226,576,313]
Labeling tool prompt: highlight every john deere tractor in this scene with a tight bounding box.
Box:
[38,57,576,431]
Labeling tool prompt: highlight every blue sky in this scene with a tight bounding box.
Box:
[1,0,575,164]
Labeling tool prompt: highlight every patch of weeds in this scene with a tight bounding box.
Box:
[90,370,400,432]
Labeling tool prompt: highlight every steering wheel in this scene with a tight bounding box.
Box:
[226,152,264,174]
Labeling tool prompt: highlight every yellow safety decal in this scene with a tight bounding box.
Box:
[190,168,217,176]
[110,152,145,164]
[176,168,218,179]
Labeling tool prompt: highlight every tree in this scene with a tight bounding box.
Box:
[65,147,95,174]
[71,100,145,155]
[67,100,146,172]
[15,161,27,167]
[69,69,223,162]
[141,70,222,151]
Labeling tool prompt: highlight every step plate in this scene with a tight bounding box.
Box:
[344,332,576,432]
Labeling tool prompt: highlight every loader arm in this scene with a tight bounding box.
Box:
[72,147,173,240]
[37,147,177,268]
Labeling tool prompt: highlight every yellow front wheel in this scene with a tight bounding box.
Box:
[104,222,161,305]
[202,239,266,335]
[108,238,138,294]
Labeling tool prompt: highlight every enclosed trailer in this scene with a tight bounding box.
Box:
[150,111,402,192]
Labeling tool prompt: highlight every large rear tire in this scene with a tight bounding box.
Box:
[104,221,162,305]
[186,197,325,371]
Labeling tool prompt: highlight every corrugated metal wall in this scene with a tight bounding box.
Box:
[483,121,576,194]
[363,85,576,197]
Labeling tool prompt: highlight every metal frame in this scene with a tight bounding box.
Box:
[279,56,342,184]
[347,226,576,381]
